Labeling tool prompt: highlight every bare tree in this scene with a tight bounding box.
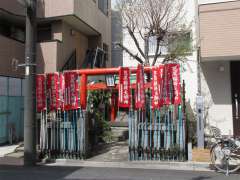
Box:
[115,0,191,66]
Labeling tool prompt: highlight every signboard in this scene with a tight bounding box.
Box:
[135,64,145,109]
[118,67,131,108]
[196,95,204,148]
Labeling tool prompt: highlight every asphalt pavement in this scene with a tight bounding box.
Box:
[0,165,239,180]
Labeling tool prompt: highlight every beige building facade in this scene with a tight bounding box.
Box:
[199,0,240,137]
[0,0,111,77]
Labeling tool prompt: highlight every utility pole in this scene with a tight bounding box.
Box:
[23,0,37,166]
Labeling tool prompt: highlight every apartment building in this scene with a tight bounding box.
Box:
[0,0,111,76]
[199,0,240,137]
[0,0,111,144]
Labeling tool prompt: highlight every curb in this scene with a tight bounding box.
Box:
[45,159,212,172]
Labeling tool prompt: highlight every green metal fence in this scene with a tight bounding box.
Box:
[0,76,24,144]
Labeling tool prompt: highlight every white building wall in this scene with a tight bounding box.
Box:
[121,0,198,112]
[112,0,234,135]
[201,61,233,135]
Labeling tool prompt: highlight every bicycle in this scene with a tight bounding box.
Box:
[209,126,240,176]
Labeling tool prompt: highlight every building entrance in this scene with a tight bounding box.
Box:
[231,61,240,137]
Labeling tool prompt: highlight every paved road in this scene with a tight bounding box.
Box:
[0,166,239,180]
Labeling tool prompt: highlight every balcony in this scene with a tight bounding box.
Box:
[37,0,110,37]
[0,0,24,16]
[36,40,62,73]
[0,35,25,77]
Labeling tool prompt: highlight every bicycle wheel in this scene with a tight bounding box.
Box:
[211,143,240,173]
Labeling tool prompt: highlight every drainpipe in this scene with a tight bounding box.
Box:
[195,0,205,148]
[195,0,201,96]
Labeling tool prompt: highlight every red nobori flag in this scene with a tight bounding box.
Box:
[36,74,46,112]
[64,72,80,110]
[135,64,145,109]
[59,73,65,110]
[159,65,164,107]
[118,67,131,108]
[169,63,181,105]
[161,64,171,105]
[151,67,160,109]
[46,73,60,111]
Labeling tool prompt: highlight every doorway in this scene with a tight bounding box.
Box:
[230,61,240,137]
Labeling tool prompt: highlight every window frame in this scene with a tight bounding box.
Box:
[98,0,109,16]
[148,31,192,57]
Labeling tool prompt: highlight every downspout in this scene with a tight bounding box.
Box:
[195,0,201,96]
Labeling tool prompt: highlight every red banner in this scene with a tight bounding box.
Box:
[118,67,131,108]
[46,73,60,111]
[151,67,160,109]
[64,72,80,110]
[161,64,171,105]
[135,64,145,109]
[159,65,164,107]
[59,73,65,110]
[36,74,46,112]
[169,64,181,105]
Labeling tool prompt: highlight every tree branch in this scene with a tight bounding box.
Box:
[115,42,144,64]
[127,26,146,60]
[152,38,161,66]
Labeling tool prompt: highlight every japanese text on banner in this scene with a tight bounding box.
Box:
[47,73,60,111]
[135,64,145,109]
[64,72,80,110]
[151,67,160,109]
[170,64,181,105]
[36,74,46,112]
[118,67,131,108]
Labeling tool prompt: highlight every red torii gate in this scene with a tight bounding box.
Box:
[66,67,153,121]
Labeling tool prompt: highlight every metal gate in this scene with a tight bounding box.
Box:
[128,100,186,161]
[122,64,186,161]
[37,65,187,161]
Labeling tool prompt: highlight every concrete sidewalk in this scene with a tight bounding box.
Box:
[0,144,19,157]
[0,143,24,165]
[46,159,212,172]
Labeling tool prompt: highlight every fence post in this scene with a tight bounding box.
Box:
[182,80,188,160]
[80,74,87,110]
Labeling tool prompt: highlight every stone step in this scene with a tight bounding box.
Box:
[111,127,128,141]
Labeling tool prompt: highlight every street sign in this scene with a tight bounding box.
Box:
[196,95,204,148]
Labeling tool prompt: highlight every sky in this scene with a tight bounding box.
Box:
[111,0,235,7]
[198,0,234,4]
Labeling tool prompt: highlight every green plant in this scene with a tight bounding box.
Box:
[88,90,113,143]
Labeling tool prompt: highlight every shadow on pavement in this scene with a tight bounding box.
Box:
[0,165,83,180]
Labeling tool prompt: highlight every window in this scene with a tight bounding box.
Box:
[37,24,52,42]
[98,0,108,15]
[148,31,192,56]
[103,43,109,67]
[148,36,168,56]
[93,45,108,68]
[0,19,25,42]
